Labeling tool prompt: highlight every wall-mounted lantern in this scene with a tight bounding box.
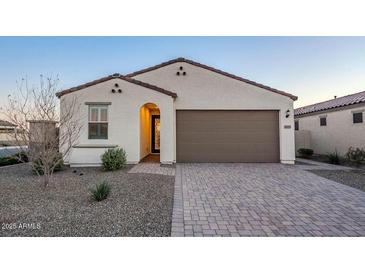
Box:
[285,109,290,118]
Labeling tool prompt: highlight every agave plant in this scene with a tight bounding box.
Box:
[90,181,111,202]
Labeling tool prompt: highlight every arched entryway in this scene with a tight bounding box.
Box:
[139,103,160,163]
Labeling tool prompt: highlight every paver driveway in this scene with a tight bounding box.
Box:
[171,163,365,236]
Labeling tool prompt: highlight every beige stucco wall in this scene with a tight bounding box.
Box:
[0,132,15,142]
[60,78,175,166]
[133,62,296,164]
[295,105,365,155]
[294,130,311,155]
[0,127,17,144]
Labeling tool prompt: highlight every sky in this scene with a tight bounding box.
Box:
[0,36,365,110]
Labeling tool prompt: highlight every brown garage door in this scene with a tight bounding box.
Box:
[176,110,280,163]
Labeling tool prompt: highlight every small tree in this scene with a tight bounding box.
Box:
[0,75,82,187]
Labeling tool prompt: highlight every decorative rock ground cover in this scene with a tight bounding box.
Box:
[0,164,174,236]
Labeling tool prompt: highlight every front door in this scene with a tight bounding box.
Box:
[151,115,160,153]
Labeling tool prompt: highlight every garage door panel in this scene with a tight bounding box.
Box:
[178,150,279,163]
[176,110,280,163]
[177,120,278,132]
[177,132,278,144]
[178,143,277,154]
[177,110,278,121]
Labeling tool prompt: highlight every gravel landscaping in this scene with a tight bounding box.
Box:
[309,169,365,192]
[300,155,365,170]
[0,164,174,236]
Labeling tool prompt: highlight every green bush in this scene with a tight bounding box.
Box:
[32,153,64,175]
[101,148,126,171]
[90,181,111,202]
[346,147,365,166]
[297,148,314,158]
[14,152,29,162]
[0,156,20,166]
[327,151,340,165]
[0,152,28,167]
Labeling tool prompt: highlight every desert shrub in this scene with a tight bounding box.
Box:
[32,153,64,175]
[101,148,126,171]
[90,181,111,202]
[327,151,340,165]
[13,152,29,162]
[0,156,19,166]
[0,152,28,167]
[346,147,365,166]
[297,148,314,158]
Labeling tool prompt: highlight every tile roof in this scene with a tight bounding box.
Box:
[127,57,298,100]
[295,90,365,116]
[0,119,16,127]
[55,74,177,98]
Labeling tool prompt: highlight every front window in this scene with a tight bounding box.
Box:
[353,112,363,124]
[88,105,108,139]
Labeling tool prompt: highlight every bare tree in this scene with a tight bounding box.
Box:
[0,75,82,187]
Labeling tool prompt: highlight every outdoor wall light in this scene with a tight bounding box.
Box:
[285,109,290,118]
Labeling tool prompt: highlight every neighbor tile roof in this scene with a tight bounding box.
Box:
[127,57,298,100]
[55,74,177,98]
[295,90,365,116]
[0,119,16,127]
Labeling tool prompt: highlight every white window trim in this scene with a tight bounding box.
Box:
[88,105,109,139]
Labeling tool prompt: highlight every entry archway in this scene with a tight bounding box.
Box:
[139,103,160,162]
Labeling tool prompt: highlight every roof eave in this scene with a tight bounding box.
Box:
[56,75,177,99]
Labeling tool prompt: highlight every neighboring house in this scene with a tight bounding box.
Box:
[57,57,297,166]
[294,91,365,155]
[0,119,17,145]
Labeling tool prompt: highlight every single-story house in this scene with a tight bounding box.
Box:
[294,90,365,155]
[56,57,297,166]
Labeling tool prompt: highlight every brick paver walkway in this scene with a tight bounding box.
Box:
[171,163,365,237]
[128,163,175,176]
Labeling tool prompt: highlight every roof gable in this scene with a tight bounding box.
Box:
[295,90,365,116]
[56,74,177,98]
[127,57,297,101]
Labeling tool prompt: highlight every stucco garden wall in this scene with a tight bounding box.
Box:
[295,130,311,155]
